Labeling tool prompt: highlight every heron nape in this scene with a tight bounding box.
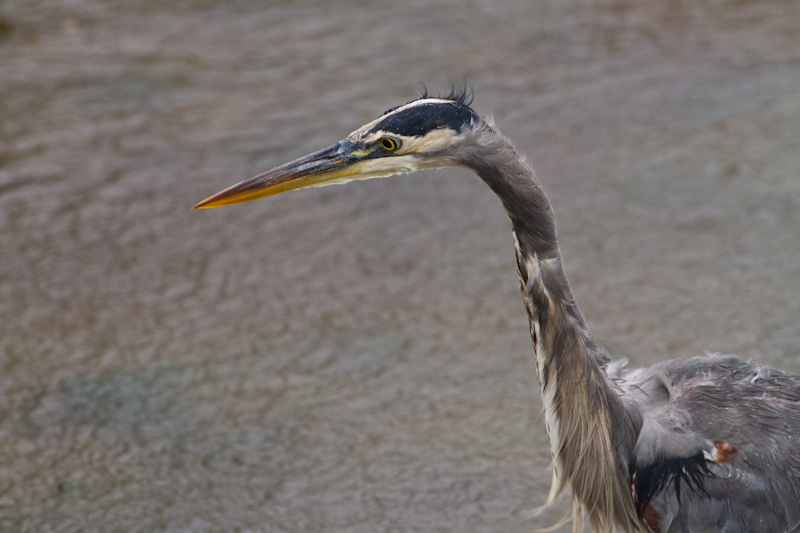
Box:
[194,89,800,532]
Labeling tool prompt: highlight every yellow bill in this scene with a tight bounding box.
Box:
[193,141,365,209]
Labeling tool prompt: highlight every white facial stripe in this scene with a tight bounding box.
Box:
[398,128,463,154]
[352,128,465,160]
[305,154,456,189]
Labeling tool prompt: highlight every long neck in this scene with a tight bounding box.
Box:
[459,130,643,531]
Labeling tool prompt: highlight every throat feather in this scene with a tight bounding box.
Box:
[513,235,563,501]
[512,230,645,531]
[469,135,644,530]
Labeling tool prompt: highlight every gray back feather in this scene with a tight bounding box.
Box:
[619,354,800,531]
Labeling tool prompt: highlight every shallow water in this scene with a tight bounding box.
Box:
[1,1,799,531]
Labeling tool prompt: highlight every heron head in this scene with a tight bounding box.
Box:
[193,90,482,208]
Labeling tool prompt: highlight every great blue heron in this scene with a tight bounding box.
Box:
[194,90,800,532]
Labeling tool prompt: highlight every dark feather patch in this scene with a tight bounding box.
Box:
[642,504,661,533]
[382,84,475,117]
[372,93,478,138]
[632,452,711,517]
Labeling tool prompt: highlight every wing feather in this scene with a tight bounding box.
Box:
[618,354,800,532]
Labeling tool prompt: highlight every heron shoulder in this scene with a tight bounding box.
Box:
[616,354,800,530]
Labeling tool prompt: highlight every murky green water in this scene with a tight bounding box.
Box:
[1,1,799,531]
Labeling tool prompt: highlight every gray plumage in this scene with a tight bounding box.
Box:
[617,355,800,531]
[195,91,800,532]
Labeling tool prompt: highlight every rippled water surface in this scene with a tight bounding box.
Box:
[2,1,800,531]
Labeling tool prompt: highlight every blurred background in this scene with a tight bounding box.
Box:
[1,0,799,531]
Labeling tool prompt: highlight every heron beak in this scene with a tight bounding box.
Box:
[193,140,364,209]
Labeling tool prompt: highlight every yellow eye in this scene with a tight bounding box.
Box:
[380,137,398,151]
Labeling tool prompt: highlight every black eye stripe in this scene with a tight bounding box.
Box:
[371,103,477,137]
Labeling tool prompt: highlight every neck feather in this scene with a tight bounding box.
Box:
[458,128,643,531]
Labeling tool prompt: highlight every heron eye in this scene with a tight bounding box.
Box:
[380,137,399,151]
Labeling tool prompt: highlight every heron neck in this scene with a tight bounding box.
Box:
[459,134,601,362]
[459,131,643,530]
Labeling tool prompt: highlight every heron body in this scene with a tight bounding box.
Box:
[195,90,800,532]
